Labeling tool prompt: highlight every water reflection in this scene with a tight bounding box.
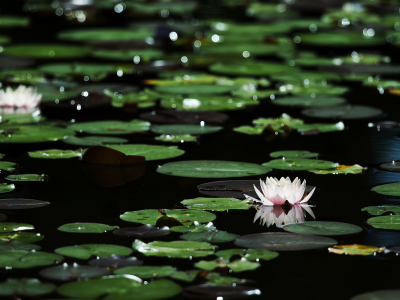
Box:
[254,205,315,228]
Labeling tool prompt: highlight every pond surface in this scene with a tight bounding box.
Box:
[1,1,400,300]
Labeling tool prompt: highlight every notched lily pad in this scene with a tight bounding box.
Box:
[55,244,133,259]
[99,144,184,161]
[113,225,171,238]
[367,215,400,230]
[114,266,177,278]
[0,240,41,251]
[0,199,50,209]
[181,197,252,211]
[0,278,56,296]
[0,251,63,268]
[40,264,112,281]
[58,223,119,233]
[283,221,363,236]
[328,244,385,256]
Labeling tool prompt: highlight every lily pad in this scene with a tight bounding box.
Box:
[5,174,45,181]
[181,231,239,243]
[379,161,400,172]
[328,244,385,256]
[58,276,182,300]
[67,120,150,135]
[0,183,14,194]
[367,215,400,230]
[300,32,386,47]
[0,251,63,268]
[28,149,82,159]
[169,270,199,282]
[0,198,49,210]
[0,278,56,296]
[283,221,363,236]
[170,222,216,233]
[113,225,171,238]
[205,273,249,285]
[155,134,197,143]
[140,110,229,124]
[88,255,143,268]
[234,232,337,251]
[114,266,177,278]
[0,222,33,232]
[120,209,216,226]
[0,16,29,27]
[195,258,260,272]
[58,28,151,42]
[183,285,261,299]
[155,84,234,95]
[0,125,75,143]
[2,44,91,59]
[273,96,346,107]
[372,182,400,196]
[308,164,366,175]
[93,49,163,62]
[262,158,338,170]
[362,206,400,216]
[40,264,112,281]
[270,150,319,159]
[63,136,128,146]
[58,223,119,233]
[132,240,216,258]
[210,62,298,76]
[0,231,43,243]
[0,240,41,251]
[302,105,383,119]
[38,63,117,81]
[351,290,400,300]
[55,244,133,259]
[157,160,271,178]
[181,197,252,211]
[0,161,17,171]
[151,124,222,135]
[216,249,278,261]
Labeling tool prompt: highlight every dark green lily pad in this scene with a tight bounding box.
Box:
[55,244,133,259]
[0,69,45,83]
[58,223,119,233]
[88,255,143,268]
[40,264,112,281]
[273,96,346,107]
[113,225,171,238]
[67,120,150,135]
[216,249,278,261]
[201,44,278,56]
[183,284,261,299]
[180,231,239,243]
[63,136,128,147]
[120,209,216,226]
[278,84,349,96]
[155,134,197,143]
[181,197,252,211]
[58,276,182,300]
[28,149,82,159]
[195,258,260,272]
[361,206,400,216]
[270,150,319,159]
[5,174,45,182]
[235,232,337,251]
[114,266,177,278]
[0,16,29,27]
[58,28,151,42]
[367,215,400,230]
[0,240,41,251]
[0,222,34,232]
[262,158,338,170]
[0,278,56,296]
[151,125,222,135]
[38,63,117,81]
[293,122,345,133]
[157,160,271,178]
[100,145,184,161]
[372,182,400,196]
[0,251,63,268]
[300,32,386,47]
[283,221,363,236]
[161,96,258,111]
[170,222,216,233]
[1,44,91,59]
[0,161,17,171]
[93,49,163,62]
[132,240,216,258]
[350,289,400,300]
[0,231,43,243]
[302,105,383,119]
[155,84,234,95]
[169,270,199,282]
[205,273,249,285]
[0,183,15,194]
[0,125,75,143]
[210,62,298,76]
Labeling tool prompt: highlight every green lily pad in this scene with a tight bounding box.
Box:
[350,289,400,300]
[0,231,43,243]
[0,240,41,251]
[169,270,199,282]
[5,174,45,182]
[40,264,112,281]
[106,89,160,108]
[0,112,44,124]
[101,144,184,161]
[300,32,386,47]
[120,209,216,226]
[308,164,366,175]
[0,161,17,171]
[205,273,248,285]
[114,266,177,278]
[67,120,150,135]
[210,62,299,76]
[93,49,163,62]
[372,182,400,196]
[180,231,239,243]
[292,122,345,133]
[215,249,278,261]
[262,158,339,170]
[55,244,132,260]
[201,44,279,56]
[132,240,216,258]
[0,251,63,268]
[161,95,258,111]
[0,16,29,27]
[278,84,349,96]
[361,206,400,216]
[155,84,234,95]
[270,150,319,159]
[58,276,182,300]
[367,215,400,230]
[271,71,342,84]
[58,223,119,233]
[181,197,252,211]
[0,69,45,83]
[28,149,82,159]
[302,105,383,119]
[273,96,346,107]
[1,44,91,59]
[58,28,151,42]
[37,88,78,103]
[0,183,15,194]
[38,63,117,81]
[151,125,222,135]
[170,222,216,233]
[63,136,128,147]
[155,134,197,143]
[195,258,260,272]
[283,221,363,236]
[0,278,56,296]
[0,222,34,232]
[157,160,271,178]
[0,124,75,143]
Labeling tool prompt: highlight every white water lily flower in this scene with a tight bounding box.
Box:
[254,204,315,228]
[0,85,42,109]
[244,177,316,206]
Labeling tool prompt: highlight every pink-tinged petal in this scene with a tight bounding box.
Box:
[244,194,261,203]
[254,185,274,205]
[301,204,316,219]
[294,182,306,203]
[300,186,316,203]
[270,185,286,205]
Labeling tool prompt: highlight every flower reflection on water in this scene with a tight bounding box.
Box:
[254,204,315,228]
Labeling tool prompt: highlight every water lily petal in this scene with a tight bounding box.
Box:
[301,204,316,219]
[254,185,274,205]
[271,185,286,205]
[300,187,316,203]
[294,182,306,203]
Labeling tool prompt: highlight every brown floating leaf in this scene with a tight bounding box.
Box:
[328,244,386,256]
[82,146,145,165]
[0,199,50,210]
